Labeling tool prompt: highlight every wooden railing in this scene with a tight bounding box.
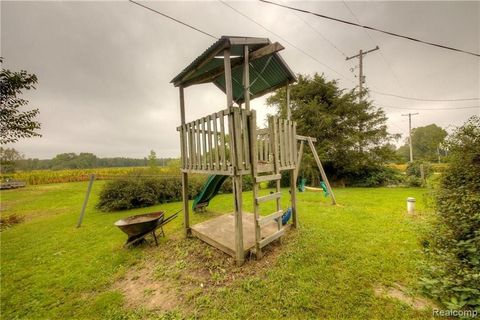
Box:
[178,108,296,175]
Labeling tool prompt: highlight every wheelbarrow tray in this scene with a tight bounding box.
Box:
[114,212,164,240]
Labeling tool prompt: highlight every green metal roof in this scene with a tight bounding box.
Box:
[171,36,296,104]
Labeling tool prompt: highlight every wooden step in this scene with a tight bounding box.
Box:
[257,163,274,173]
[257,210,283,227]
[255,174,281,183]
[259,229,285,248]
[255,192,281,204]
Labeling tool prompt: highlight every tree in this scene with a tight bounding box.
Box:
[147,150,157,169]
[397,124,447,162]
[422,116,480,311]
[0,147,24,173]
[267,73,399,185]
[0,58,41,144]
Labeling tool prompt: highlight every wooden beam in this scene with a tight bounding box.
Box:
[286,83,291,120]
[296,135,317,142]
[180,42,285,88]
[224,49,233,109]
[250,42,284,60]
[243,45,250,111]
[307,138,337,205]
[179,86,191,237]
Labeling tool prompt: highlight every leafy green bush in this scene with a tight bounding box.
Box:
[405,176,423,187]
[97,175,205,212]
[406,160,432,179]
[421,116,480,311]
[346,166,404,187]
[96,173,252,212]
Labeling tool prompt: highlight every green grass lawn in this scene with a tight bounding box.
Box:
[1,182,436,319]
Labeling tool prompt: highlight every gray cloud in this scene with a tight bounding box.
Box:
[2,1,479,158]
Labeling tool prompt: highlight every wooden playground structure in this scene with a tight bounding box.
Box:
[172,36,335,265]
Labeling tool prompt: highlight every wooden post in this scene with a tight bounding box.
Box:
[290,124,297,228]
[77,174,95,228]
[224,49,233,109]
[295,140,304,178]
[179,86,191,236]
[243,45,250,111]
[307,138,337,205]
[286,83,291,120]
[225,49,244,265]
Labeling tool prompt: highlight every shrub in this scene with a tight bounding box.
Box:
[346,166,404,187]
[421,116,480,311]
[96,178,158,211]
[406,176,423,187]
[406,160,432,179]
[96,173,248,212]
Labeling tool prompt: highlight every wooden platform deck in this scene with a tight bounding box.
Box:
[191,212,281,258]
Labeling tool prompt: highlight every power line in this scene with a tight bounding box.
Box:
[129,0,218,40]
[219,0,356,84]
[287,4,348,58]
[371,91,479,102]
[259,0,480,58]
[342,1,407,95]
[376,103,480,111]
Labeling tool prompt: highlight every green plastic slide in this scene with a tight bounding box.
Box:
[192,175,228,212]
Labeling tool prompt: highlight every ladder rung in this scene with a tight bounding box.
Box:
[259,229,285,248]
[257,163,274,173]
[257,210,283,227]
[256,192,281,204]
[255,174,281,183]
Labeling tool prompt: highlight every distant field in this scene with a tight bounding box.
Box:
[1,167,178,185]
[1,182,436,319]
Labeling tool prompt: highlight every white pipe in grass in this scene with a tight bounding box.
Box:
[407,197,416,214]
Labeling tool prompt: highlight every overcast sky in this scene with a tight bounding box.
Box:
[2,1,479,159]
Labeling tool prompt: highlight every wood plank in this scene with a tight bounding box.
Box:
[255,174,281,183]
[259,229,285,248]
[224,49,233,109]
[257,163,274,173]
[234,108,244,171]
[213,114,219,170]
[308,138,337,205]
[242,111,250,170]
[180,42,284,88]
[256,192,281,204]
[295,140,304,178]
[196,120,201,170]
[181,168,232,175]
[188,123,193,169]
[179,86,190,237]
[220,114,226,170]
[207,115,213,170]
[279,119,285,167]
[202,120,207,170]
[257,210,283,227]
[191,123,197,170]
[250,42,284,59]
[243,45,250,110]
[296,135,317,142]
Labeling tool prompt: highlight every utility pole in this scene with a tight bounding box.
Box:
[401,112,419,162]
[346,46,380,102]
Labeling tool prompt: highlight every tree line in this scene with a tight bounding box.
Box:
[0,149,175,173]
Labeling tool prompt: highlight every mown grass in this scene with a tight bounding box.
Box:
[1,181,435,319]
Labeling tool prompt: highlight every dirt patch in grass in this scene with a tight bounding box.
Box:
[0,214,25,231]
[375,283,436,310]
[113,265,180,312]
[113,230,293,312]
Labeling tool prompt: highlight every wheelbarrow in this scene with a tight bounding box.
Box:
[114,210,180,247]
